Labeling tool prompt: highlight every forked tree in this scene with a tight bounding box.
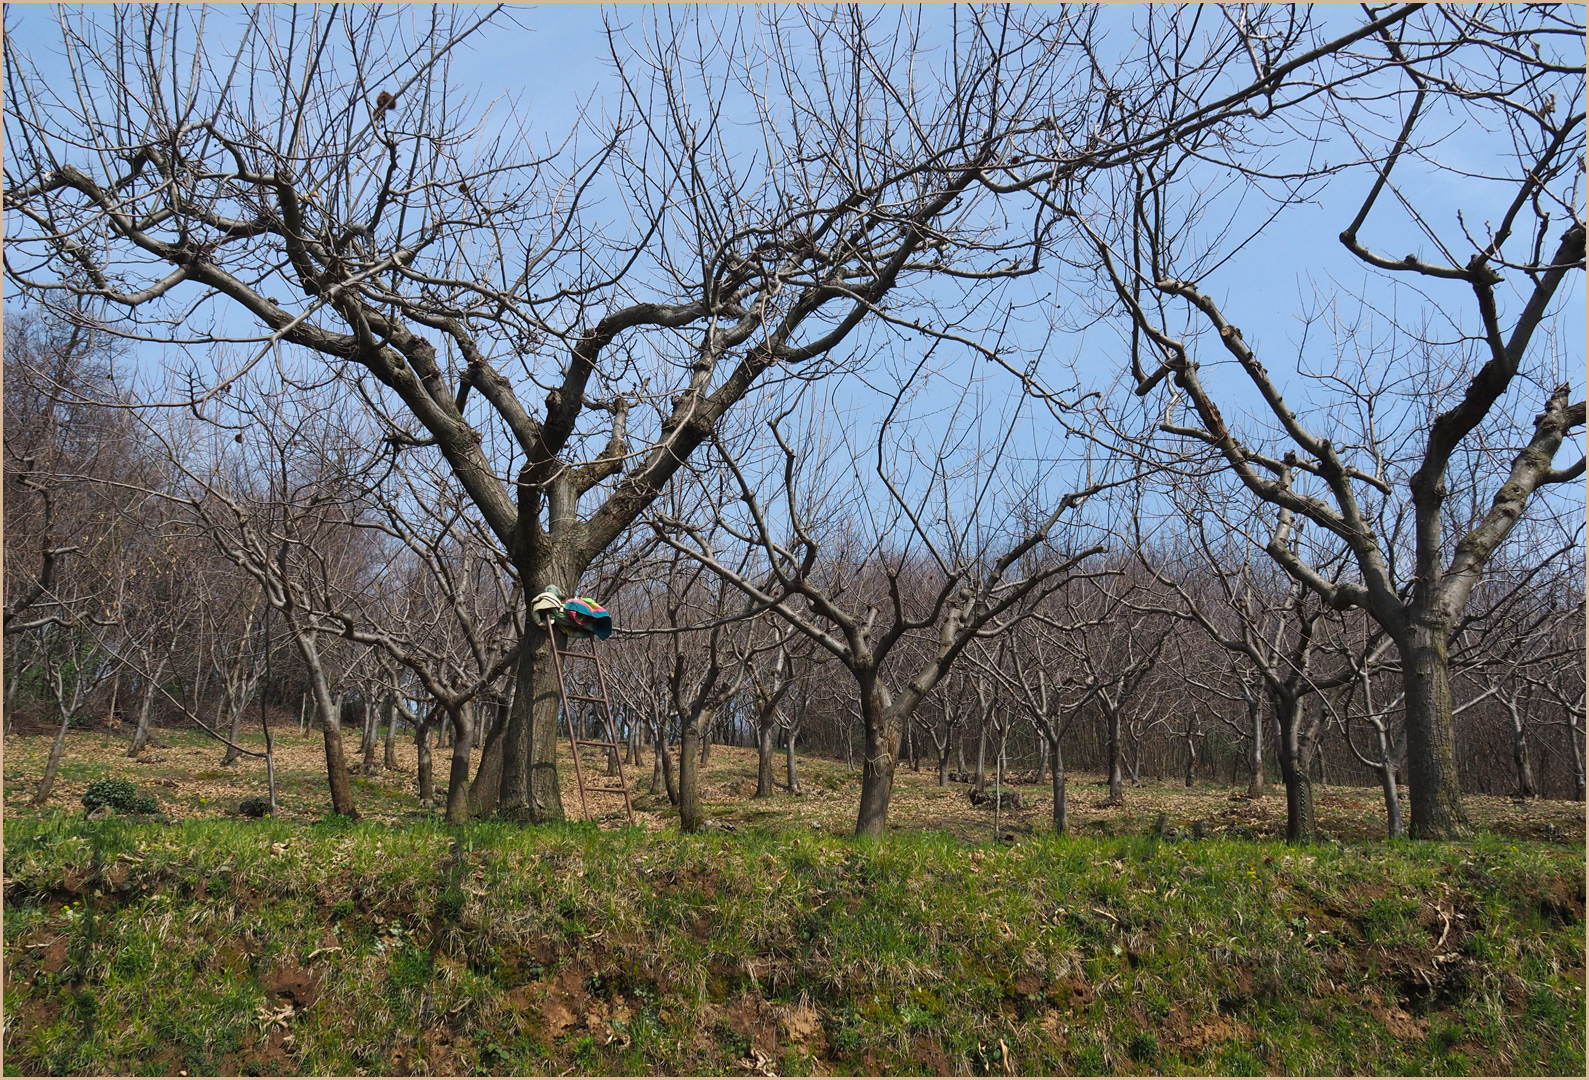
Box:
[1077,10,1584,837]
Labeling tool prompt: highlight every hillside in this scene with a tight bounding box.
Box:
[3,810,1583,1076]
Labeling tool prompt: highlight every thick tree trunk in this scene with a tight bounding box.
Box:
[755,720,777,798]
[443,701,475,824]
[500,621,566,823]
[1273,697,1315,844]
[854,693,898,840]
[937,749,951,787]
[1401,621,1470,838]
[1568,724,1585,803]
[469,699,507,816]
[678,706,711,831]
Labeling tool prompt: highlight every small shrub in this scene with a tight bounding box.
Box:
[81,779,159,816]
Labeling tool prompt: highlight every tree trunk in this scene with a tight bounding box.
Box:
[755,719,777,798]
[105,669,121,728]
[1400,621,1470,838]
[1505,699,1537,799]
[1274,697,1315,844]
[1049,733,1067,834]
[1183,733,1197,787]
[937,749,951,787]
[32,675,82,806]
[469,698,507,816]
[383,694,400,769]
[974,724,987,793]
[1247,702,1266,798]
[650,718,668,795]
[362,697,379,771]
[854,691,898,840]
[416,707,437,808]
[659,731,679,805]
[444,701,475,824]
[127,663,163,757]
[785,724,802,794]
[1567,722,1585,803]
[298,632,357,819]
[1376,722,1404,839]
[221,692,247,766]
[499,620,566,823]
[1106,707,1124,802]
[678,705,711,831]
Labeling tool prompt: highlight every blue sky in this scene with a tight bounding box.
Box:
[5,4,1582,566]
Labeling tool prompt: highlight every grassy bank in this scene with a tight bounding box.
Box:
[3,815,1583,1076]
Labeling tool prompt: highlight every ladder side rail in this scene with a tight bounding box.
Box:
[547,613,593,822]
[588,643,635,824]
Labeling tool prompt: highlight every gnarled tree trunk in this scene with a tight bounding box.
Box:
[1400,620,1469,838]
[855,687,898,840]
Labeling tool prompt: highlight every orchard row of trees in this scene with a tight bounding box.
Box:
[7,309,1582,840]
[4,5,1583,840]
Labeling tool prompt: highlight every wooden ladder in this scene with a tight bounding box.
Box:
[545,612,635,825]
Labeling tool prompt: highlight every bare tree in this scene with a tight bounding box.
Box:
[656,385,1109,837]
[1078,10,1584,837]
[745,626,801,800]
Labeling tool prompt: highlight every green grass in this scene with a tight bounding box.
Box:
[3,815,1583,1076]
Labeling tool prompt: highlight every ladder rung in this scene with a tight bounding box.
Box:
[564,693,608,704]
[572,740,621,750]
[556,651,600,661]
[584,786,629,794]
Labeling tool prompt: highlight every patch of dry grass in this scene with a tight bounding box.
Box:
[5,723,1582,848]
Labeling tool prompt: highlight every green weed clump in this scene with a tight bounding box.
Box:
[3,815,1583,1077]
[80,778,159,816]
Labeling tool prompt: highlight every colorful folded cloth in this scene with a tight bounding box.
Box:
[562,596,613,640]
[530,585,566,617]
[530,585,613,640]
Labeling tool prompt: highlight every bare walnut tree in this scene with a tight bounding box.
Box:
[1082,9,1584,838]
